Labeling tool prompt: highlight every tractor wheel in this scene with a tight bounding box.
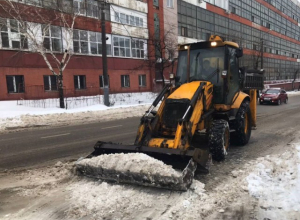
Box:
[208,119,230,162]
[232,101,252,146]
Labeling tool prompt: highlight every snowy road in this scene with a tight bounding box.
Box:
[1,95,300,171]
[0,95,300,219]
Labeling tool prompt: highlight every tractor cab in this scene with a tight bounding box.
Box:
[176,35,243,105]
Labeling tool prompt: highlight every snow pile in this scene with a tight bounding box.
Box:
[0,104,150,132]
[17,92,156,110]
[0,92,156,132]
[66,179,207,220]
[77,153,181,178]
[287,90,300,96]
[246,143,300,219]
[16,161,74,197]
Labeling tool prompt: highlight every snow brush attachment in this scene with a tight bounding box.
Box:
[75,142,199,191]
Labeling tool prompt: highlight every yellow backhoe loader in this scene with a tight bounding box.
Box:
[77,35,264,190]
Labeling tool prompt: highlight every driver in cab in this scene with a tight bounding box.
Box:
[203,60,214,74]
[200,59,214,80]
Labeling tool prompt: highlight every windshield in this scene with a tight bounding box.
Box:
[265,89,280,94]
[176,47,225,85]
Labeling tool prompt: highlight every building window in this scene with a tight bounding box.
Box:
[90,32,111,55]
[230,6,236,14]
[44,75,58,91]
[114,12,144,27]
[121,75,130,88]
[89,32,99,54]
[6,75,24,93]
[43,0,58,9]
[73,0,110,19]
[99,75,110,88]
[74,75,86,89]
[87,0,98,18]
[131,39,144,58]
[73,30,111,55]
[181,27,187,37]
[0,19,28,49]
[73,0,86,15]
[114,11,120,22]
[113,36,131,57]
[42,25,62,52]
[73,30,88,53]
[26,0,42,6]
[139,75,146,87]
[167,0,173,8]
[153,0,159,7]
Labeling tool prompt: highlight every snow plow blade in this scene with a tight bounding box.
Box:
[76,141,209,191]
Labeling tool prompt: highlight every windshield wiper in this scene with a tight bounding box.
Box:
[205,68,220,82]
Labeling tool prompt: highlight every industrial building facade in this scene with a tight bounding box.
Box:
[1,0,300,101]
[177,0,300,81]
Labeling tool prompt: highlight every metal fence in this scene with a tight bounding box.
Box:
[17,86,104,109]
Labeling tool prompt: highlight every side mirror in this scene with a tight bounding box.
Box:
[221,70,228,78]
[236,48,243,58]
[170,73,174,80]
[239,67,245,79]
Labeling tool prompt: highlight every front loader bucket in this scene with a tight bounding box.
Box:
[75,141,207,191]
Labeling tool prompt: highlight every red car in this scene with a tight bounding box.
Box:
[259,88,288,105]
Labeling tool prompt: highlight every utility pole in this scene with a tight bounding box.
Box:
[100,0,109,106]
[261,38,264,70]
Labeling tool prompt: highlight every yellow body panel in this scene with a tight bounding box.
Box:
[231,92,250,109]
[148,138,175,149]
[249,89,257,127]
[224,41,239,48]
[168,81,212,100]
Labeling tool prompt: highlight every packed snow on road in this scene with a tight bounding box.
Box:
[1,139,299,220]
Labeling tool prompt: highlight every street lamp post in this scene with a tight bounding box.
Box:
[99,0,109,106]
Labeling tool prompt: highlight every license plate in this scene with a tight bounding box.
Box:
[264,98,271,101]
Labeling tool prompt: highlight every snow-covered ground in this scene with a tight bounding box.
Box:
[1,139,299,220]
[1,90,300,133]
[286,90,300,96]
[1,90,300,219]
[0,92,156,132]
[246,145,300,219]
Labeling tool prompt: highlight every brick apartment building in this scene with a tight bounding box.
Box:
[1,0,300,101]
[0,0,166,100]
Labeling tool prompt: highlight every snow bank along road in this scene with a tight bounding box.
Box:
[0,94,300,219]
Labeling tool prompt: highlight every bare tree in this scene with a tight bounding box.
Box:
[250,39,264,70]
[0,0,77,108]
[228,34,264,71]
[152,27,178,86]
[132,26,178,88]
